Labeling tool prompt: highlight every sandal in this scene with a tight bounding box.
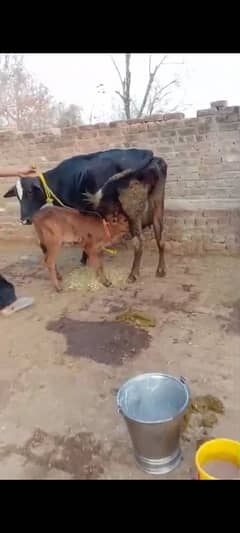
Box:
[1,296,34,316]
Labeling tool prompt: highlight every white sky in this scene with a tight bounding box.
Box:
[23,53,240,123]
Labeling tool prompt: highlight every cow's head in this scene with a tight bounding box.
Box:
[3,178,45,224]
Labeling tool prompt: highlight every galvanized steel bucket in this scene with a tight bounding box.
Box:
[117,373,190,475]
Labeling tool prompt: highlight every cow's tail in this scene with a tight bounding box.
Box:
[83,158,153,208]
[83,168,136,207]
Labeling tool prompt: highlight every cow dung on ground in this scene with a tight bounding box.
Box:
[180,394,225,443]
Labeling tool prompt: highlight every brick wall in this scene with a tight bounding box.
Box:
[1,99,240,254]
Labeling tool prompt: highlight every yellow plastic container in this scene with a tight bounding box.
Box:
[195,438,240,479]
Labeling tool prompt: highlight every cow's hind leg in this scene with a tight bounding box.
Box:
[152,197,166,278]
[153,215,166,277]
[128,217,143,283]
[118,181,146,284]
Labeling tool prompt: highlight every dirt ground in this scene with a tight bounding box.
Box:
[0,240,239,480]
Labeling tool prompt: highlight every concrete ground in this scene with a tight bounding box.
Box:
[0,241,239,479]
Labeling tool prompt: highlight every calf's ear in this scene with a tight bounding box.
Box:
[3,186,17,198]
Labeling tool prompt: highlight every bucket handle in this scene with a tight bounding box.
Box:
[179,376,187,384]
[179,375,191,399]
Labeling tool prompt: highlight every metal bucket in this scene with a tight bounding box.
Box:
[117,373,190,475]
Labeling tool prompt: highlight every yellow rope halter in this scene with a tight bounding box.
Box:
[38,172,65,207]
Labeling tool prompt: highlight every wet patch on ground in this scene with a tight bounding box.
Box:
[47,317,151,366]
[0,429,105,479]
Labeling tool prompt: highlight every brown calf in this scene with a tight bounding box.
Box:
[32,206,129,291]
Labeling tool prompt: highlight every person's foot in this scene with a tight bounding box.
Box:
[1,297,34,316]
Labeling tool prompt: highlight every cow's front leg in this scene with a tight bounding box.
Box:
[80,251,88,266]
[128,218,143,283]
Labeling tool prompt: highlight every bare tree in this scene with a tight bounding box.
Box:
[111,54,183,120]
[0,54,56,131]
[111,54,132,119]
[56,103,83,127]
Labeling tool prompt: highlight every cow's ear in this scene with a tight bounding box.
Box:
[3,186,17,198]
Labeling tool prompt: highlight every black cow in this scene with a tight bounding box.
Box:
[3,148,167,281]
[4,148,153,267]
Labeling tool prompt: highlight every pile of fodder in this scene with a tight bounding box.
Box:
[64,264,129,292]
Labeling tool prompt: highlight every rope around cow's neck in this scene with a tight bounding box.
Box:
[38,172,66,207]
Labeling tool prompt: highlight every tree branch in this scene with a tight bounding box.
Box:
[111,56,124,88]
[146,79,177,116]
[156,79,177,95]
[124,54,131,119]
[112,55,132,119]
[111,54,182,121]
[115,90,125,102]
[137,55,168,118]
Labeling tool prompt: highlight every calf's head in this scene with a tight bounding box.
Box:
[3,178,45,224]
[106,212,129,238]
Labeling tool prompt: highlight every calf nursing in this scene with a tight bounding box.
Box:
[32,206,129,291]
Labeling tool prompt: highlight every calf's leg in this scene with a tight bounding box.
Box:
[88,252,112,288]
[40,243,62,281]
[40,242,62,291]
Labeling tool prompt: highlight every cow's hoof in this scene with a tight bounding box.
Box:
[156,269,166,278]
[80,254,88,267]
[103,280,112,288]
[55,285,63,293]
[127,274,138,283]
